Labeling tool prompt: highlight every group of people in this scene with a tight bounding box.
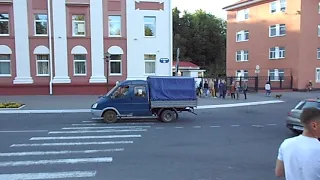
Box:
[196,78,248,100]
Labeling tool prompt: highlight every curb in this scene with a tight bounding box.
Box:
[0,100,284,114]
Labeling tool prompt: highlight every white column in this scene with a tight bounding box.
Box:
[51,0,71,83]
[89,0,107,83]
[12,0,33,84]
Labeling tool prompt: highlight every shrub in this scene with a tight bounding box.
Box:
[0,102,24,108]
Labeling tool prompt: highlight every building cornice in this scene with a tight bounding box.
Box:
[222,0,265,11]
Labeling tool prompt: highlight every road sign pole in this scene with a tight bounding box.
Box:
[175,48,180,75]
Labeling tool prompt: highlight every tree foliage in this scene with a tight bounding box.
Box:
[173,8,227,76]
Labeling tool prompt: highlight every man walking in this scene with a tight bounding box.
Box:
[275,107,320,180]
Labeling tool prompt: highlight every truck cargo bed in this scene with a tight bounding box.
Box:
[150,100,197,108]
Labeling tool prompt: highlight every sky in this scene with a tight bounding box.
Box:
[172,0,238,19]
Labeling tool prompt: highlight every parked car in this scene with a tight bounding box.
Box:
[286,98,320,134]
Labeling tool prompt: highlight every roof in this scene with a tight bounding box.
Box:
[305,98,320,102]
[118,80,147,86]
[222,0,264,11]
[173,61,199,68]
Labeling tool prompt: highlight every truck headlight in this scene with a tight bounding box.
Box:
[92,103,98,109]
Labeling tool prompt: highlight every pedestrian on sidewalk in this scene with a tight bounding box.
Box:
[214,79,218,98]
[203,80,209,97]
[208,79,214,98]
[275,107,320,180]
[265,81,271,96]
[235,81,240,100]
[242,81,248,99]
[230,81,236,99]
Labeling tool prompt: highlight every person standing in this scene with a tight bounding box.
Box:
[242,81,248,99]
[214,79,218,98]
[265,81,271,96]
[203,80,209,97]
[235,81,240,100]
[275,107,320,180]
[230,82,236,99]
[208,79,214,98]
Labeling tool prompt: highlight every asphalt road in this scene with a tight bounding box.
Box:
[0,101,297,180]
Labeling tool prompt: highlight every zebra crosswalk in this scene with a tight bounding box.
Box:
[0,121,152,179]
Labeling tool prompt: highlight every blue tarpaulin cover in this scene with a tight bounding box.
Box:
[147,76,197,101]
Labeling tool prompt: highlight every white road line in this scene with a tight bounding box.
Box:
[196,100,284,109]
[174,127,183,129]
[0,130,48,133]
[210,126,220,128]
[10,141,133,147]
[231,125,240,127]
[0,148,124,157]
[0,171,97,180]
[192,126,201,128]
[266,124,277,126]
[252,125,264,128]
[83,120,98,123]
[67,125,151,128]
[126,122,155,125]
[155,127,164,129]
[30,135,141,140]
[49,129,147,134]
[0,157,112,167]
[0,109,90,114]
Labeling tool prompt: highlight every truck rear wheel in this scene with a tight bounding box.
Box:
[160,109,177,123]
[103,110,117,123]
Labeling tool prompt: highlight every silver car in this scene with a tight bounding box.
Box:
[286,99,320,134]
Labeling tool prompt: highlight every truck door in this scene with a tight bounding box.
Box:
[110,85,132,116]
[131,85,151,116]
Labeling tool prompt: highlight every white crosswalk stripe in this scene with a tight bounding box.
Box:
[0,122,151,179]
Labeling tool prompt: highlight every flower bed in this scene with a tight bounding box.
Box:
[0,102,24,109]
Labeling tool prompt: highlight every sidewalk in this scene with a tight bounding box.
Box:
[0,93,280,110]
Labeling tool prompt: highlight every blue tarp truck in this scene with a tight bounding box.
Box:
[91,76,197,123]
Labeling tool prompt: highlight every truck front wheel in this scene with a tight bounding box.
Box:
[160,109,177,123]
[103,110,117,123]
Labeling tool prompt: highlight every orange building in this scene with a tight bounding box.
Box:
[223,0,320,91]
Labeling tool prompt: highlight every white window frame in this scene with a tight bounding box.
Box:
[0,54,11,76]
[108,15,121,37]
[268,69,284,81]
[318,2,320,14]
[269,46,285,59]
[34,14,48,36]
[318,25,320,37]
[236,30,249,42]
[316,68,320,83]
[72,15,86,37]
[144,54,156,75]
[73,54,87,76]
[235,50,249,62]
[317,48,320,59]
[36,54,49,76]
[269,24,286,37]
[270,0,286,13]
[236,9,249,21]
[0,13,9,36]
[144,16,156,37]
[109,55,122,76]
[235,70,249,81]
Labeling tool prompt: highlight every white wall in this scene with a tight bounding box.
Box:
[126,0,172,80]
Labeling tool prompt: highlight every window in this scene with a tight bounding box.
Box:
[108,15,121,37]
[36,55,49,76]
[236,30,249,42]
[134,86,147,97]
[270,0,286,13]
[318,25,320,37]
[269,24,286,37]
[73,54,86,75]
[109,55,122,75]
[34,14,48,35]
[236,9,249,21]
[295,101,320,109]
[235,70,248,81]
[316,68,320,82]
[318,2,320,14]
[0,13,9,35]
[144,16,156,37]
[269,69,284,81]
[269,46,285,59]
[0,54,10,76]
[235,50,249,62]
[144,54,156,74]
[72,15,85,36]
[318,48,320,59]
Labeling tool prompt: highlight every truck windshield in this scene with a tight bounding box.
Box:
[105,85,119,97]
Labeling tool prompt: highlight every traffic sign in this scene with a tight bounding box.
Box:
[159,58,169,63]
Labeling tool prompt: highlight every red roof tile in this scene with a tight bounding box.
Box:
[173,61,199,68]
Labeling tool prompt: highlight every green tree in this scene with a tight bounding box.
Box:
[173,8,226,76]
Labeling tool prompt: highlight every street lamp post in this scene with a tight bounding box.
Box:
[104,52,111,91]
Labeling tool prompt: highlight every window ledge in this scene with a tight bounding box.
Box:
[109,35,122,38]
[36,74,50,77]
[236,60,249,62]
[73,74,87,76]
[109,73,122,76]
[144,36,156,38]
[0,74,11,77]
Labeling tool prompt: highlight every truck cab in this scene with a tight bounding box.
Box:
[91,77,197,123]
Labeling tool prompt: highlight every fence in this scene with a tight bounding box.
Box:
[202,76,293,92]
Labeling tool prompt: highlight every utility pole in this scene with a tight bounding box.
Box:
[175,48,180,76]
